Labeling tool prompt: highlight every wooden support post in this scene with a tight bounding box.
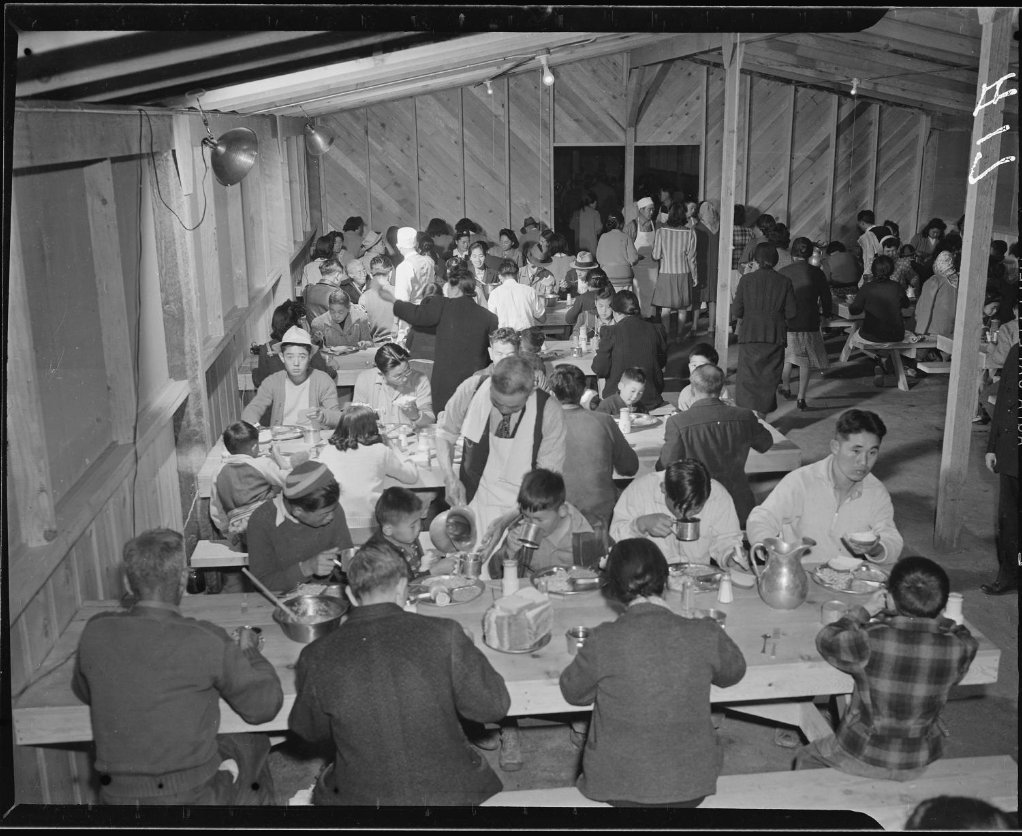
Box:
[623,54,642,226]
[715,34,744,362]
[6,197,57,546]
[934,7,1015,548]
[83,160,137,444]
[150,151,213,493]
[911,114,932,238]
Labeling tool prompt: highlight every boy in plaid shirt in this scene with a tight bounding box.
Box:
[796,556,978,780]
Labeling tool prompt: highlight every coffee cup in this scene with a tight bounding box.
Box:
[566,626,590,654]
[519,522,544,550]
[673,518,700,541]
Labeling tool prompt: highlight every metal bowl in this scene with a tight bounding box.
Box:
[544,294,560,308]
[272,594,348,643]
[667,563,723,592]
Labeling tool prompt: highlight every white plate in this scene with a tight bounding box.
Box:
[828,555,866,572]
[628,413,660,428]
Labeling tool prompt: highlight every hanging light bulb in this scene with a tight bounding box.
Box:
[850,77,860,97]
[539,54,555,87]
[484,79,494,96]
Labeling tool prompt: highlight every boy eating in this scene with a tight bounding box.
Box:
[796,556,978,780]
[484,469,597,578]
[362,487,428,579]
[677,343,735,411]
[210,421,289,550]
[595,367,649,418]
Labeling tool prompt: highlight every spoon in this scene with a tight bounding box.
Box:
[761,633,771,654]
[240,568,294,620]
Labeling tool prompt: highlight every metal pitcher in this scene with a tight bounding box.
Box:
[748,537,812,610]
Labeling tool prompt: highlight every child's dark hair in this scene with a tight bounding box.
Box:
[888,556,950,618]
[374,487,423,527]
[871,255,895,281]
[605,538,669,603]
[620,367,647,386]
[899,244,917,258]
[663,459,711,520]
[689,342,719,365]
[549,364,586,404]
[519,327,545,353]
[330,405,382,451]
[517,468,566,512]
[222,421,260,455]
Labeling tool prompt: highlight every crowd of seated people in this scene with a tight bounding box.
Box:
[115,197,1013,806]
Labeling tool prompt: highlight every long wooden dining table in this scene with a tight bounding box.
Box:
[11,581,1000,748]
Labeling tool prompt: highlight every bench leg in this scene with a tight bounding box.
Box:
[839,326,859,363]
[891,352,909,391]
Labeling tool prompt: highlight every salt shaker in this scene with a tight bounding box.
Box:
[717,571,734,604]
[502,559,520,597]
[682,576,695,615]
[618,408,632,434]
[943,591,964,625]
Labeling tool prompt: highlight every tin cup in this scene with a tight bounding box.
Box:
[566,626,590,654]
[821,600,847,625]
[673,518,700,541]
[519,522,544,550]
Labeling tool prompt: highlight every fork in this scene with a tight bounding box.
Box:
[770,627,781,658]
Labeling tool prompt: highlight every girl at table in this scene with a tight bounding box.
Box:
[564,268,609,339]
[318,405,418,530]
[559,537,747,807]
[242,326,342,430]
[352,342,435,429]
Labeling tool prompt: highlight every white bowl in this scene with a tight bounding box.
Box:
[848,531,879,548]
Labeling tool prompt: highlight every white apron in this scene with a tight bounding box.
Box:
[469,426,524,581]
[634,225,655,254]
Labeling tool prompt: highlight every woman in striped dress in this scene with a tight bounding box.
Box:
[651,202,698,341]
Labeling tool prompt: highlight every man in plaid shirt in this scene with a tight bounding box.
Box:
[795,556,978,780]
[731,204,755,270]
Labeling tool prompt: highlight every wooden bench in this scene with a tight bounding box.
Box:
[916,361,952,374]
[190,540,248,569]
[838,328,937,391]
[482,755,1018,830]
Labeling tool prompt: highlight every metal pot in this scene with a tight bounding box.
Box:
[272,594,348,643]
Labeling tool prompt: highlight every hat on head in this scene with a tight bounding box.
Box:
[520,216,540,233]
[526,243,552,266]
[880,235,898,248]
[636,196,654,211]
[397,226,418,251]
[571,251,598,270]
[280,325,313,347]
[360,230,383,252]
[284,461,335,500]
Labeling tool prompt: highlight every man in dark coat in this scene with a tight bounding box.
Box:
[981,341,1018,595]
[392,262,498,413]
[73,529,283,805]
[592,289,668,411]
[733,243,797,414]
[289,540,511,805]
[656,364,773,527]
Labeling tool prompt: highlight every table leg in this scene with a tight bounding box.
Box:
[891,351,909,392]
[724,699,835,743]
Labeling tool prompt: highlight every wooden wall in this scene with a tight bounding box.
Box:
[7,104,310,805]
[315,53,1004,253]
[321,73,554,243]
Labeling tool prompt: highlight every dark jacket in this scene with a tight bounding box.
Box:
[592,315,668,409]
[393,294,498,413]
[987,342,1018,478]
[289,602,510,806]
[733,268,797,345]
[560,602,746,804]
[72,602,283,798]
[780,261,833,332]
[656,397,774,526]
[303,281,337,322]
[849,279,910,343]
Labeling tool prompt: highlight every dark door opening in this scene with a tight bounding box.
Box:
[633,145,701,216]
[554,146,626,252]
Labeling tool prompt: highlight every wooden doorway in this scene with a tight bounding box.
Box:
[553,146,626,251]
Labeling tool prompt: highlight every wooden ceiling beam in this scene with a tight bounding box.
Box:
[181,32,599,112]
[862,15,981,61]
[627,32,774,68]
[16,32,330,99]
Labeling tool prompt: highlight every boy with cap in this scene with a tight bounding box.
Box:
[246,461,353,593]
[796,556,978,780]
[394,226,436,345]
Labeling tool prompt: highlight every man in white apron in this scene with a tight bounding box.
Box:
[627,196,657,257]
[436,355,566,579]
